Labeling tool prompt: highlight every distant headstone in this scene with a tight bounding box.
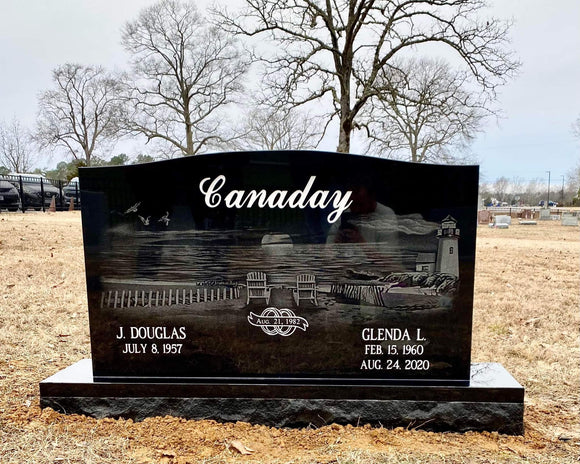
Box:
[478,210,492,224]
[40,152,524,434]
[494,215,511,225]
[522,209,535,219]
[539,209,551,221]
[562,215,579,226]
[494,223,509,229]
[519,220,537,226]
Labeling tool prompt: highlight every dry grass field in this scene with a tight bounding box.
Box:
[0,211,578,463]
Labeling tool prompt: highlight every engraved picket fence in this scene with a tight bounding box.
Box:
[101,286,241,309]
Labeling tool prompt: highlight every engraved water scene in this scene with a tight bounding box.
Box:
[96,204,461,315]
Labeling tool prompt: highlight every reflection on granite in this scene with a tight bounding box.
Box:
[470,363,523,388]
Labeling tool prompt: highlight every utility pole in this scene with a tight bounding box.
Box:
[546,171,551,208]
[561,175,565,206]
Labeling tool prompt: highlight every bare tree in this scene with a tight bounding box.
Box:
[492,176,510,203]
[569,120,580,203]
[0,118,35,172]
[479,181,491,197]
[566,161,580,202]
[363,58,486,163]
[36,64,125,166]
[573,116,580,140]
[121,0,249,157]
[523,178,542,206]
[510,176,525,204]
[231,107,322,151]
[216,0,519,153]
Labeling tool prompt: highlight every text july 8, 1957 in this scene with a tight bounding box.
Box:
[116,325,187,355]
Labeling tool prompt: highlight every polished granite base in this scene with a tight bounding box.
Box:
[40,360,524,434]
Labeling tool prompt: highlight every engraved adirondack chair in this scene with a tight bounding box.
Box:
[293,274,318,306]
[246,271,271,305]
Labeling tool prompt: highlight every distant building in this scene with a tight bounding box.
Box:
[415,253,436,272]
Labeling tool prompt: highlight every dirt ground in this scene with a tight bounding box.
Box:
[0,211,578,463]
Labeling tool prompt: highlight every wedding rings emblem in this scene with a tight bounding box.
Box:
[248,307,309,337]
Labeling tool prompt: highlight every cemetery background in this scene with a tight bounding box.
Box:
[0,211,578,463]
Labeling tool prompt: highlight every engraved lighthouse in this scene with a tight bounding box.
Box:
[435,215,460,277]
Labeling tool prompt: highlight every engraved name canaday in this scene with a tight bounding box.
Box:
[199,175,353,224]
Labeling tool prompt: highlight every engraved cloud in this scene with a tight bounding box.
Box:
[350,213,438,235]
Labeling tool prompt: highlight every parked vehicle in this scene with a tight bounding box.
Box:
[4,174,62,210]
[538,200,558,207]
[63,177,80,205]
[0,179,21,211]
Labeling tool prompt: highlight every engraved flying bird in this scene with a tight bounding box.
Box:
[124,202,141,215]
[138,215,150,226]
[158,211,170,226]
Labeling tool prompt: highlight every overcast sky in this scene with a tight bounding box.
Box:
[1,0,579,184]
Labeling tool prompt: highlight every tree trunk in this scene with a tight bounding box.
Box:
[337,77,352,153]
[337,116,351,153]
[184,109,195,156]
[185,122,194,156]
[183,93,195,156]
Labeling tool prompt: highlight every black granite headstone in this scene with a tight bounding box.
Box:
[40,151,524,433]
